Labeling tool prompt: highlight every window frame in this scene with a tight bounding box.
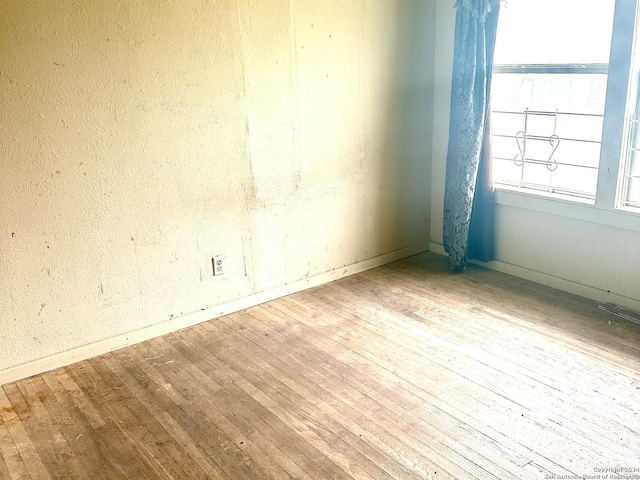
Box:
[596,0,637,211]
[490,0,640,219]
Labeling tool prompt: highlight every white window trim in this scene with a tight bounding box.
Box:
[596,0,637,210]
[495,185,640,232]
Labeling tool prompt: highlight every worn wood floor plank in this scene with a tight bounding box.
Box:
[192,320,421,480]
[129,341,270,480]
[117,345,237,480]
[268,286,612,469]
[324,272,640,426]
[0,410,27,480]
[87,357,200,480]
[1,252,639,479]
[99,352,228,480]
[64,361,164,480]
[40,370,123,479]
[192,325,420,480]
[266,295,566,478]
[159,330,370,480]
[128,339,296,480]
[225,309,509,480]
[0,387,52,480]
[16,378,88,480]
[303,280,639,462]
[249,302,528,479]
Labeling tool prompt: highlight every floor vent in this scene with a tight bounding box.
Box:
[599,302,640,325]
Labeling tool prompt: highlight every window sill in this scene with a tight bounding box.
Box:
[494,185,640,233]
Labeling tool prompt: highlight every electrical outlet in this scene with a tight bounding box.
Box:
[212,256,224,276]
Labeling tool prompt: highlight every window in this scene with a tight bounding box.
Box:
[620,15,640,209]
[491,0,640,214]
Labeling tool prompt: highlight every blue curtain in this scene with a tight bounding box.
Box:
[443,0,501,272]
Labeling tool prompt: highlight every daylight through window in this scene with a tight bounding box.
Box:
[491,0,640,213]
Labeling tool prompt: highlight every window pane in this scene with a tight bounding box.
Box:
[494,0,616,65]
[492,88,603,196]
[521,162,551,187]
[491,74,608,114]
[624,177,640,206]
[629,152,640,177]
[526,114,556,137]
[491,111,522,144]
[554,140,601,169]
[557,115,604,143]
[621,149,640,207]
[491,0,619,203]
[630,121,640,150]
[549,164,599,195]
[492,131,519,161]
[493,158,522,185]
[616,1,640,212]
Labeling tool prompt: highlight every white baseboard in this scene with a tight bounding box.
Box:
[0,242,429,386]
[429,242,447,256]
[429,242,640,312]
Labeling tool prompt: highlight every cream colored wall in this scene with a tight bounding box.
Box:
[430,0,640,311]
[0,0,435,372]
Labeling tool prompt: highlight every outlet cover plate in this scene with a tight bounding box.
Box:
[212,256,224,276]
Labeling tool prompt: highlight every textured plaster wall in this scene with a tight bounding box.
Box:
[430,0,640,308]
[0,0,434,371]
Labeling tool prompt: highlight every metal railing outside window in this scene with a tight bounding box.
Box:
[491,65,608,201]
[489,0,640,216]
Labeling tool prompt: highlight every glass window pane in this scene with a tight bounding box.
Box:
[629,152,640,177]
[491,0,620,202]
[522,163,552,188]
[494,0,616,65]
[492,74,605,196]
[491,74,608,115]
[491,111,523,138]
[624,177,640,205]
[556,114,604,142]
[492,134,520,162]
[550,165,599,196]
[554,140,601,169]
[630,121,640,150]
[525,138,556,162]
[493,158,522,185]
[526,114,556,137]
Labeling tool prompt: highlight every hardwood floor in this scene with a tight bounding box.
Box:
[1,252,639,479]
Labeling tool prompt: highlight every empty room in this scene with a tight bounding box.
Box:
[1,0,639,478]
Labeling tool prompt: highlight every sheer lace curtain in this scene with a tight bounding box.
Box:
[443,0,501,272]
